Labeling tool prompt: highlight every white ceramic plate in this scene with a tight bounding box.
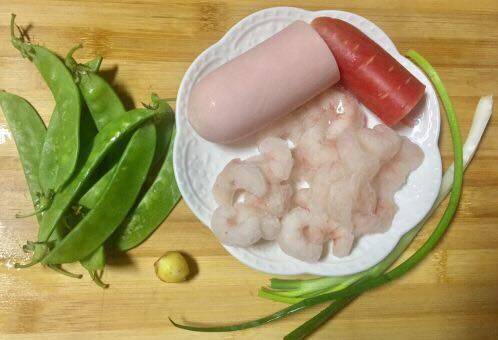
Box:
[174,7,442,275]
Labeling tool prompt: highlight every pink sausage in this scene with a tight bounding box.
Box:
[188,21,340,144]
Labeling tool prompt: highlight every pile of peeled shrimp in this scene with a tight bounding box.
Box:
[211,86,424,262]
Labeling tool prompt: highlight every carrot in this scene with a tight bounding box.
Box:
[311,17,426,126]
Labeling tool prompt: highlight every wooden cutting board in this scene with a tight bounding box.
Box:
[0,1,497,339]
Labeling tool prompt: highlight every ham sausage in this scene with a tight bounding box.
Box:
[188,21,340,144]
[311,17,425,126]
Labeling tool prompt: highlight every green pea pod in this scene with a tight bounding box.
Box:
[0,91,46,221]
[150,110,175,168]
[43,123,157,264]
[77,152,110,288]
[39,106,98,276]
[84,105,177,252]
[67,51,114,282]
[65,45,126,130]
[79,168,114,208]
[79,103,175,208]
[77,165,110,288]
[64,49,127,284]
[10,14,81,194]
[37,96,170,248]
[110,126,181,251]
[0,91,80,277]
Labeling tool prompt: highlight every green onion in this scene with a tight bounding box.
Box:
[283,297,355,340]
[170,51,491,336]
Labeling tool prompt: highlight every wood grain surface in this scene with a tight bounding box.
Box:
[0,1,497,339]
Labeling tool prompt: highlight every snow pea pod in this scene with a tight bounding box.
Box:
[78,152,110,288]
[82,102,176,252]
[150,109,175,169]
[0,91,46,220]
[65,45,126,130]
[66,48,129,205]
[0,90,79,277]
[79,169,114,208]
[37,97,170,246]
[110,126,181,251]
[65,50,121,282]
[11,14,81,193]
[80,101,175,208]
[76,162,111,288]
[43,123,157,264]
[65,50,128,282]
[21,105,98,273]
[77,197,108,288]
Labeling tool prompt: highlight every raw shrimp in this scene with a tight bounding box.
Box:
[260,215,281,241]
[351,183,379,235]
[326,118,352,141]
[257,107,304,144]
[310,162,354,231]
[375,137,424,201]
[325,88,365,140]
[301,106,334,131]
[211,204,262,247]
[294,188,330,231]
[311,162,348,203]
[294,188,312,209]
[293,124,339,180]
[257,137,294,182]
[355,137,424,236]
[357,124,401,163]
[355,182,377,215]
[278,207,324,262]
[245,183,293,218]
[306,87,361,119]
[353,213,379,236]
[328,225,354,257]
[336,130,380,179]
[212,159,268,206]
[327,176,357,231]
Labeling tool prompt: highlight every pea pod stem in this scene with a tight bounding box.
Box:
[15,192,53,218]
[89,270,109,289]
[47,264,83,279]
[80,241,108,289]
[15,207,47,218]
[14,242,49,268]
